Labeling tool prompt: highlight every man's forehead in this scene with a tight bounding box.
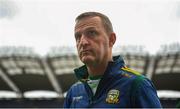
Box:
[75,16,102,30]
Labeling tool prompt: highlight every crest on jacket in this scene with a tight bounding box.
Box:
[106,89,120,104]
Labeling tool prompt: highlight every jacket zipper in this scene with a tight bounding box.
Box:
[84,82,94,107]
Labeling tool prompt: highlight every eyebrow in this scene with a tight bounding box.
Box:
[75,27,97,34]
[84,27,96,30]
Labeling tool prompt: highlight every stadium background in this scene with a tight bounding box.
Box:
[0,43,179,108]
[1,0,180,108]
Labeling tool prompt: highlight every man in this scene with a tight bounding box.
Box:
[64,12,162,108]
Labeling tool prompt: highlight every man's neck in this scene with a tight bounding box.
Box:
[87,57,113,76]
[87,63,107,76]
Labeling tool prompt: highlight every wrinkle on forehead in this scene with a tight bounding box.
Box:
[75,17,102,31]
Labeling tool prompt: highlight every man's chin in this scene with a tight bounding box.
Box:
[81,56,95,65]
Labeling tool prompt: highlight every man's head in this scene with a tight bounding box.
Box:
[75,12,114,35]
[74,12,116,67]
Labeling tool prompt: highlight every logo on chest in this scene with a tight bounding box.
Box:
[72,96,83,102]
[106,89,120,104]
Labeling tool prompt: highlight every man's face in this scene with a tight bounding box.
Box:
[74,17,110,66]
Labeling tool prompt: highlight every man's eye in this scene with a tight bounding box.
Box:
[85,30,98,37]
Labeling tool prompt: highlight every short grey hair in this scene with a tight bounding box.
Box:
[75,12,114,35]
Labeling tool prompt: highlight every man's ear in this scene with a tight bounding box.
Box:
[109,32,116,47]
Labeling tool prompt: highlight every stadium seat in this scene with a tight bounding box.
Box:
[151,52,180,108]
[0,55,57,97]
[46,54,80,94]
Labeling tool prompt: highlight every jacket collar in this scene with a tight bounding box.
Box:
[74,55,125,82]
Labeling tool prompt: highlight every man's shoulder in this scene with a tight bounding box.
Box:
[115,66,151,89]
[68,81,86,93]
[118,66,144,80]
[71,81,83,88]
[119,66,155,90]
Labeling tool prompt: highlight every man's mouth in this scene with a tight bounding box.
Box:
[80,50,91,55]
[82,50,90,53]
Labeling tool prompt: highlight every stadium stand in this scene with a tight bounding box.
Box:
[152,53,180,90]
[151,43,180,108]
[0,44,179,108]
[46,54,79,94]
[151,52,180,108]
[47,47,81,94]
[0,56,54,92]
[0,47,64,107]
[0,67,18,98]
